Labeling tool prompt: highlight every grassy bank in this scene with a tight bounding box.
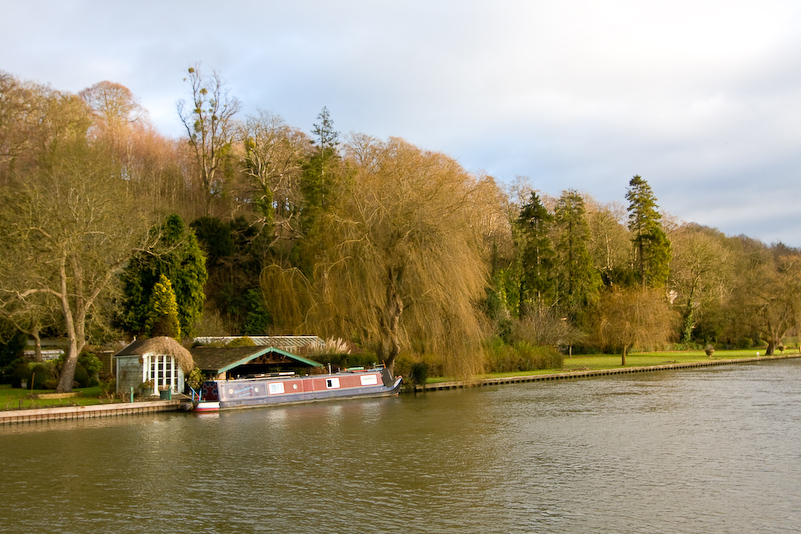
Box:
[3,349,796,408]
[429,348,797,384]
[0,384,109,411]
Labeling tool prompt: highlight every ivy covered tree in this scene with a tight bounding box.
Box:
[625,175,671,288]
[146,274,181,339]
[516,192,556,316]
[120,214,207,338]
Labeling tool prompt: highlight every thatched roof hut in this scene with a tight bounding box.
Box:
[117,336,194,373]
[113,337,195,396]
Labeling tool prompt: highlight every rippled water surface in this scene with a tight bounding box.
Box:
[2,359,800,533]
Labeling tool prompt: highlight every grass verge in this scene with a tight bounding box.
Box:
[0,384,110,411]
[427,348,796,384]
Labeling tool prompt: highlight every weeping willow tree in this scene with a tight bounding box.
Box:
[595,286,677,365]
[261,137,489,376]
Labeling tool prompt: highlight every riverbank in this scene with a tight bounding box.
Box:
[0,398,191,424]
[413,352,801,392]
[2,352,799,424]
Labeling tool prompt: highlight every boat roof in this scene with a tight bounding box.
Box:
[189,346,323,374]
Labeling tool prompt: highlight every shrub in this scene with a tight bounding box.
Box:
[30,363,54,389]
[394,352,444,379]
[73,364,91,388]
[484,339,563,373]
[410,362,429,386]
[99,377,116,398]
[78,353,102,377]
[11,363,30,388]
[42,379,58,390]
[186,367,205,390]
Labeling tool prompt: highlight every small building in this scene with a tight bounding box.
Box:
[190,345,323,380]
[114,337,194,396]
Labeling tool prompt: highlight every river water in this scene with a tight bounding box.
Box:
[1,359,800,533]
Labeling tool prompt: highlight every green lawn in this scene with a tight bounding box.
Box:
[0,384,111,411]
[428,349,796,384]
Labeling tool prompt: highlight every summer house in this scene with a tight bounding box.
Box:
[114,337,194,396]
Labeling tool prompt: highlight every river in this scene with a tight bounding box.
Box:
[1,359,799,533]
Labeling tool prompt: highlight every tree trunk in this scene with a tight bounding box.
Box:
[55,255,85,393]
[31,327,43,362]
[621,344,628,366]
[384,285,404,375]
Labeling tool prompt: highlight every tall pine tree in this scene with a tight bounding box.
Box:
[517,192,556,316]
[554,190,601,324]
[625,175,671,288]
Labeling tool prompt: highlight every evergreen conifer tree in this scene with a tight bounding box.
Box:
[517,192,557,315]
[146,275,181,340]
[554,190,601,324]
[625,175,671,288]
[120,214,207,337]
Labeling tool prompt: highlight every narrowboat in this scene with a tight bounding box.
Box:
[193,366,402,411]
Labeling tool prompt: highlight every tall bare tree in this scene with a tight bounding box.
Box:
[0,142,155,391]
[241,111,307,241]
[177,65,241,216]
[669,224,731,342]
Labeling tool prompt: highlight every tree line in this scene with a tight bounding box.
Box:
[1,66,799,391]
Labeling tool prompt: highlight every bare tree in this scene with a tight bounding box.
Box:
[669,224,731,342]
[734,248,801,355]
[0,143,155,391]
[240,111,307,240]
[177,65,241,216]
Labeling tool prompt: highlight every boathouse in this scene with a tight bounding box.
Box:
[189,344,324,380]
[114,337,194,396]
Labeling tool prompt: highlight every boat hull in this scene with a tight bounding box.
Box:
[194,368,402,412]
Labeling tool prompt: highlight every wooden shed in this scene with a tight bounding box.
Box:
[114,337,194,396]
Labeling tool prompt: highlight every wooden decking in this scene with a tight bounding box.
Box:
[412,354,801,392]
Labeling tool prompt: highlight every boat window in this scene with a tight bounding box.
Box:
[360,374,378,386]
[268,382,285,395]
[326,378,340,389]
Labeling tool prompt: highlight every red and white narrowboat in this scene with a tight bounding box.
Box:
[193,366,402,412]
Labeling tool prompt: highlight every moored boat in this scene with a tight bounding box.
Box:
[193,366,402,411]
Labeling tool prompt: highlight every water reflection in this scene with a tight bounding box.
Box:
[1,360,800,533]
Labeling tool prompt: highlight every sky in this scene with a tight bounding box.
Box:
[3,0,801,245]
